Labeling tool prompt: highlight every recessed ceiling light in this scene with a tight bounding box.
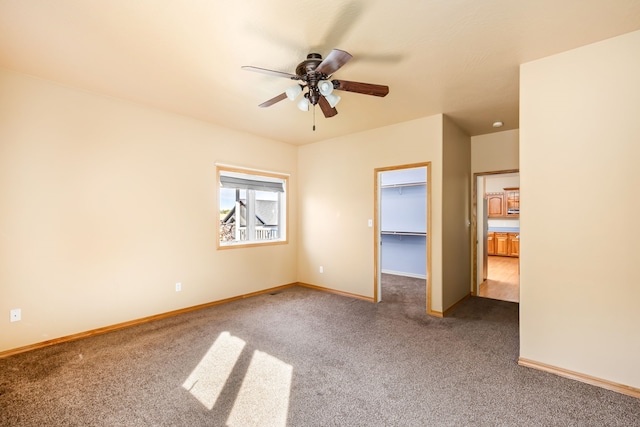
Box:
[492,121,504,128]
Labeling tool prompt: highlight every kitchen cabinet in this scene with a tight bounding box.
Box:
[486,188,519,218]
[508,233,520,257]
[505,188,520,216]
[487,231,519,257]
[487,193,504,217]
[487,232,495,255]
[495,232,509,256]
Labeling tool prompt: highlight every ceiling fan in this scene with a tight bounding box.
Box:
[242,49,389,121]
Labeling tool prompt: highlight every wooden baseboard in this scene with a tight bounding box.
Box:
[427,293,471,318]
[0,283,298,359]
[443,293,471,316]
[296,282,374,302]
[518,357,640,399]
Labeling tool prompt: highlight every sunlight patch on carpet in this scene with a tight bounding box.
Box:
[226,350,292,427]
[182,331,245,410]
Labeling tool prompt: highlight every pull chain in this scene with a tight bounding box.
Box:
[313,104,316,131]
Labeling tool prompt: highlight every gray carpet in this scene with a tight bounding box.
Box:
[1,276,639,426]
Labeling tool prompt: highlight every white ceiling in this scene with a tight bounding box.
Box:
[1,0,639,145]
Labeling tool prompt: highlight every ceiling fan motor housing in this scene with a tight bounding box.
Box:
[295,53,327,105]
[295,53,323,76]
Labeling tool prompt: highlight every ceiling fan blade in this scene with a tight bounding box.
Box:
[241,66,299,80]
[259,92,288,108]
[333,79,389,97]
[318,96,338,118]
[315,49,353,75]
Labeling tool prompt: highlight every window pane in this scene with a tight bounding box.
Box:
[218,168,287,247]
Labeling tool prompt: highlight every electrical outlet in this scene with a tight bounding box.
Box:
[319,266,324,274]
[10,308,21,322]
[175,282,182,292]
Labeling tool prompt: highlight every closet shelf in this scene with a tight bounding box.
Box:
[381,231,426,236]
[381,182,426,189]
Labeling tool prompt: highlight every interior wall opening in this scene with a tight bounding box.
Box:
[374,164,430,312]
[473,170,520,303]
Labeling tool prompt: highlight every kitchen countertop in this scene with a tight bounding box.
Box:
[488,227,520,233]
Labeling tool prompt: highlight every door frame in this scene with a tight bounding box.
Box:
[471,169,519,296]
[374,162,432,313]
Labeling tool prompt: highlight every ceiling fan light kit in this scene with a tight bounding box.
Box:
[325,93,341,108]
[318,80,334,96]
[285,84,303,101]
[242,49,389,127]
[297,97,310,112]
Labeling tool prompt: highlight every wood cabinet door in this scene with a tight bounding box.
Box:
[487,194,504,217]
[487,232,495,255]
[495,233,509,255]
[508,233,520,257]
[505,188,520,217]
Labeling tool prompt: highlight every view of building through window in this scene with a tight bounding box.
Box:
[218,168,287,246]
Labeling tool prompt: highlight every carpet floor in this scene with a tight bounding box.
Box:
[1,275,639,426]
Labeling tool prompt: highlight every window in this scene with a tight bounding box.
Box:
[218,166,287,247]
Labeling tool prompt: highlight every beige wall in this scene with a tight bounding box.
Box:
[520,30,640,388]
[471,129,519,174]
[297,116,445,311]
[470,129,520,289]
[0,69,298,352]
[442,116,471,309]
[0,69,472,352]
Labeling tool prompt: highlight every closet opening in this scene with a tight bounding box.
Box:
[374,163,431,313]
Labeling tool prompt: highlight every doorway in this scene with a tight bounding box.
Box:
[473,170,520,303]
[374,163,431,313]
